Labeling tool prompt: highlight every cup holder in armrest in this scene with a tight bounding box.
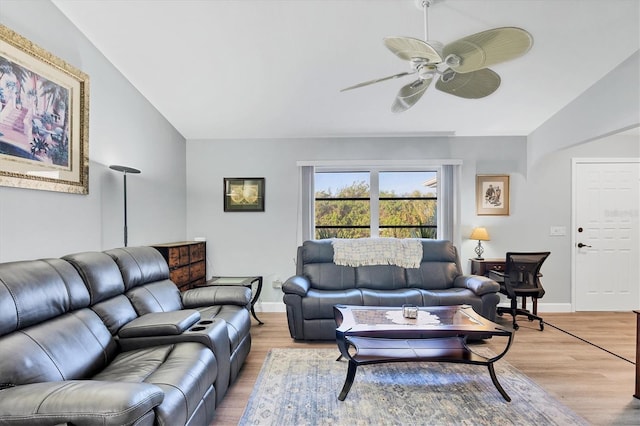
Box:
[199,320,213,325]
[190,326,206,332]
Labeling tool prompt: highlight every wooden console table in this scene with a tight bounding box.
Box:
[152,241,206,291]
[635,310,639,399]
[469,258,506,277]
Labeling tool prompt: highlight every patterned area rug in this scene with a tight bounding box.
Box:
[239,348,587,425]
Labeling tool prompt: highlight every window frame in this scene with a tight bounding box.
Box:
[314,168,439,238]
[297,159,462,246]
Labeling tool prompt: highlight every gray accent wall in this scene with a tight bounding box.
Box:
[186,133,638,309]
[0,1,187,261]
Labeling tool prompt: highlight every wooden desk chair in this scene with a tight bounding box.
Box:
[490,252,550,331]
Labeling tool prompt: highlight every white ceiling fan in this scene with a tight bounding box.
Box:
[341,0,534,112]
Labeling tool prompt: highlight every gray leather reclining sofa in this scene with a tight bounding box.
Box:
[0,246,251,426]
[282,239,500,341]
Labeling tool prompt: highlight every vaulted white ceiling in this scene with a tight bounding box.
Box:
[52,0,639,140]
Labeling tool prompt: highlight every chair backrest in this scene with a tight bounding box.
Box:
[504,252,550,294]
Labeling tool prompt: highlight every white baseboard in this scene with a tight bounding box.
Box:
[254,301,287,313]
[257,302,574,313]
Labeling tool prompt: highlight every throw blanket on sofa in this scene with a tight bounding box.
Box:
[332,238,423,268]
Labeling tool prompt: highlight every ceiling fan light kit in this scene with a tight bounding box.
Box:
[342,0,533,112]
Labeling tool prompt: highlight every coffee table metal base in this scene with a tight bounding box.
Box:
[336,335,513,402]
[333,305,514,402]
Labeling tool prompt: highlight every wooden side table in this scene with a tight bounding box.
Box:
[469,258,506,277]
[205,276,264,325]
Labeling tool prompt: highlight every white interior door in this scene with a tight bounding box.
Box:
[573,159,640,311]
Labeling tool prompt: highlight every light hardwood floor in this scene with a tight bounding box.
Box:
[212,311,638,425]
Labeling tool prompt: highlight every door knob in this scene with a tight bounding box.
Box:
[577,242,592,248]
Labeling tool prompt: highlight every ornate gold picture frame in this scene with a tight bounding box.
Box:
[224,177,265,212]
[0,25,89,194]
[476,174,510,216]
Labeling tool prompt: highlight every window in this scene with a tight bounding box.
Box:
[313,169,438,239]
[298,160,461,244]
[379,171,437,238]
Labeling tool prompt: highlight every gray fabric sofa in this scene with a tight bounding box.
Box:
[0,246,251,426]
[282,239,500,341]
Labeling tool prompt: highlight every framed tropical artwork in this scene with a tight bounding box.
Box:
[0,25,89,194]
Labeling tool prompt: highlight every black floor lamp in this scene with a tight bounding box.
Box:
[109,165,141,247]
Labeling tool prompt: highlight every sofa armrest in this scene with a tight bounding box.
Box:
[118,310,201,338]
[181,286,251,308]
[0,380,163,426]
[282,275,311,296]
[454,275,500,296]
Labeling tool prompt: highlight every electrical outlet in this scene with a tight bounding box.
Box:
[549,226,566,236]
[272,279,282,289]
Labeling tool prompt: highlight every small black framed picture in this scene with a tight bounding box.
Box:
[224,177,265,212]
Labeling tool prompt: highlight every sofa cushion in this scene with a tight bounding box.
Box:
[356,265,406,289]
[197,305,250,354]
[63,252,140,333]
[93,342,216,426]
[127,281,183,314]
[0,381,163,426]
[303,263,356,291]
[0,259,90,336]
[301,288,363,319]
[64,252,127,304]
[419,239,459,262]
[90,293,139,335]
[406,262,459,290]
[0,309,117,385]
[301,239,335,264]
[361,288,423,306]
[105,247,170,291]
[419,288,477,305]
[105,247,186,314]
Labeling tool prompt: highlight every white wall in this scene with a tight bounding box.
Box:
[0,1,188,261]
[528,51,639,168]
[492,132,639,307]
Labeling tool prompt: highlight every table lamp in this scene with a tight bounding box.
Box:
[470,227,490,260]
[109,165,141,247]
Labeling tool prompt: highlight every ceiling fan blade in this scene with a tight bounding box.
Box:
[443,27,533,74]
[384,36,442,63]
[435,68,501,99]
[391,78,433,113]
[340,71,415,92]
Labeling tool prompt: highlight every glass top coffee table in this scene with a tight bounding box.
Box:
[333,304,514,401]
